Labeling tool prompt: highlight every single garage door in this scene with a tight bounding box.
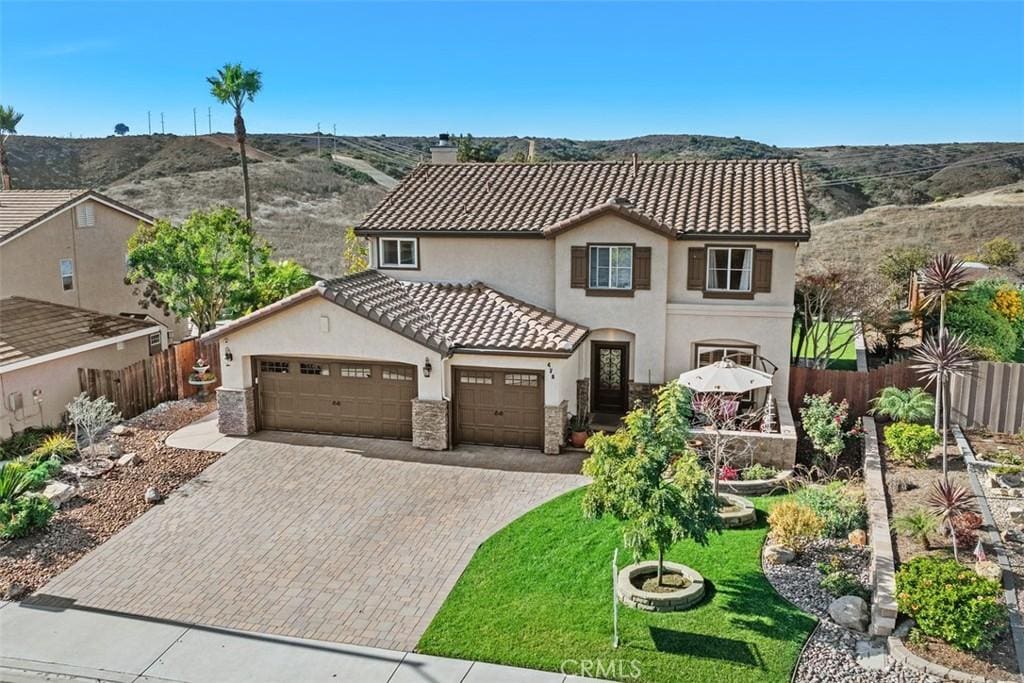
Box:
[454,367,544,449]
[256,357,416,439]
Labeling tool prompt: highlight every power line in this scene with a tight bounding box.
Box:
[807,151,1024,188]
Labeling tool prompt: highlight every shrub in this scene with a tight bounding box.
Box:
[0,427,57,461]
[22,457,62,491]
[795,482,867,538]
[976,237,1019,267]
[800,392,860,469]
[0,462,31,504]
[893,508,939,549]
[993,286,1024,322]
[870,387,935,423]
[820,570,870,600]
[952,511,984,550]
[29,433,77,463]
[896,556,1007,652]
[741,463,778,481]
[768,501,824,552]
[884,422,941,467]
[66,393,121,456]
[946,298,1018,361]
[0,495,54,539]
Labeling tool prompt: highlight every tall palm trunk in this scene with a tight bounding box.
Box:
[0,139,11,190]
[234,110,253,280]
[934,295,946,431]
[941,377,951,479]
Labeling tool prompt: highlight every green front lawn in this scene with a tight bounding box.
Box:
[418,489,815,683]
[793,321,858,371]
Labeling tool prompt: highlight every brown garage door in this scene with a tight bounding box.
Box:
[256,357,416,439]
[454,367,544,449]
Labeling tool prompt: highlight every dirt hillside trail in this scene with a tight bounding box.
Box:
[331,154,400,189]
[200,134,279,162]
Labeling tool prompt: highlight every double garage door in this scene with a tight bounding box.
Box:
[256,357,416,439]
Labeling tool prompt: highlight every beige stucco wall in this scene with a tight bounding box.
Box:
[666,239,799,307]
[0,199,189,340]
[212,296,446,399]
[371,236,556,309]
[0,334,151,436]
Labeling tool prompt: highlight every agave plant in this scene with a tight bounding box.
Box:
[912,332,973,477]
[927,478,977,561]
[870,386,935,423]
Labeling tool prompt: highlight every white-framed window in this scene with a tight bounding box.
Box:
[59,258,74,291]
[75,203,96,227]
[706,247,753,292]
[695,344,756,368]
[588,245,633,290]
[379,238,418,268]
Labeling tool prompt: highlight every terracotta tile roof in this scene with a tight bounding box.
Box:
[357,159,809,238]
[0,297,158,368]
[204,271,589,356]
[0,189,154,243]
[319,271,589,355]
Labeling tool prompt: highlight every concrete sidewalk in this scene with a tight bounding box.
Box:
[163,411,242,453]
[0,599,604,683]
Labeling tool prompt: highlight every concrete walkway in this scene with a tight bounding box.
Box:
[0,599,603,682]
[164,411,242,453]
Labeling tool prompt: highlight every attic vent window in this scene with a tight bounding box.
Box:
[76,203,96,227]
[609,196,632,207]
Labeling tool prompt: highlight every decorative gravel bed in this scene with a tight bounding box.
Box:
[0,398,219,598]
[764,538,936,682]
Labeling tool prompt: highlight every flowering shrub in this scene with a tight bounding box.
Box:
[719,465,738,481]
[896,556,1006,652]
[993,286,1023,321]
[800,392,861,469]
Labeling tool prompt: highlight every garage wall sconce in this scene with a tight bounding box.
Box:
[547,362,555,379]
[224,346,234,364]
[422,358,432,378]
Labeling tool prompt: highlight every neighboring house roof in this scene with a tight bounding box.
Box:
[0,189,154,243]
[205,270,589,356]
[357,159,809,239]
[0,297,159,370]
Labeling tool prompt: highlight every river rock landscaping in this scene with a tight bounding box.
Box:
[0,398,218,598]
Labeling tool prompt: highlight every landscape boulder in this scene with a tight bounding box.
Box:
[848,529,868,547]
[974,561,1003,582]
[828,595,869,632]
[144,486,162,504]
[116,452,139,467]
[82,441,123,460]
[1002,529,1024,544]
[42,482,78,509]
[764,545,795,564]
[110,425,132,437]
[62,458,114,478]
[3,582,27,601]
[1009,507,1024,524]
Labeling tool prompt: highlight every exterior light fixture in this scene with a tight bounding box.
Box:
[423,357,432,378]
[547,362,555,379]
[224,346,234,363]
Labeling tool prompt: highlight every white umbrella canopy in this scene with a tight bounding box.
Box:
[677,359,774,394]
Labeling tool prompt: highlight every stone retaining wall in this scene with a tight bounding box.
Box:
[694,401,798,470]
[719,469,795,496]
[862,415,897,637]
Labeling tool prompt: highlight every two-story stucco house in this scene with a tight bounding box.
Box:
[0,189,189,343]
[205,145,809,457]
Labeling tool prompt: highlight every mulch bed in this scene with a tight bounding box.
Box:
[0,398,219,598]
[882,421,1020,679]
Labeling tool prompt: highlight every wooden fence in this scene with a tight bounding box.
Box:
[790,360,1024,434]
[78,337,221,419]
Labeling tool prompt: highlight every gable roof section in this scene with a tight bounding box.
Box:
[357,159,809,239]
[0,297,158,369]
[0,189,154,244]
[204,270,589,356]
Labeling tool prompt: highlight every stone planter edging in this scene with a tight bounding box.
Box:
[719,469,795,496]
[887,635,1015,683]
[717,492,757,528]
[862,415,898,636]
[617,561,705,612]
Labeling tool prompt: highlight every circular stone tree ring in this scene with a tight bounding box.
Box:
[717,492,757,528]
[617,561,705,612]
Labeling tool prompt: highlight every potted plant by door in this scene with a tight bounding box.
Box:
[568,413,590,448]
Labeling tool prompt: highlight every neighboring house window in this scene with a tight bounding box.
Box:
[588,245,633,290]
[378,238,417,268]
[695,344,756,368]
[706,247,753,292]
[148,332,163,355]
[76,203,96,227]
[59,258,74,291]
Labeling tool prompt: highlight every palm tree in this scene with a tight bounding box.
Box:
[0,105,25,190]
[926,478,976,561]
[918,253,970,431]
[207,64,262,223]
[912,332,973,478]
[869,386,935,423]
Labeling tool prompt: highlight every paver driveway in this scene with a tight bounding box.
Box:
[40,433,587,650]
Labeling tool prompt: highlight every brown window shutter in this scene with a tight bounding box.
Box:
[754,249,773,293]
[633,247,651,290]
[687,248,706,290]
[571,246,588,288]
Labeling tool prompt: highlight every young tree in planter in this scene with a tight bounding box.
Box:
[126,207,311,333]
[690,392,756,498]
[912,332,973,478]
[582,381,721,585]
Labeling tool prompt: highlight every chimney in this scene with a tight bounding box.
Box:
[430,133,458,164]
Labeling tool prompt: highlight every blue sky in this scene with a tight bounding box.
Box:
[2,1,1021,146]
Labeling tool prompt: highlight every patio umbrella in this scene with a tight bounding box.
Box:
[677,359,774,394]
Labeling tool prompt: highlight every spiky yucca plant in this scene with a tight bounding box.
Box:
[927,478,977,561]
[870,386,935,423]
[918,253,971,431]
[912,333,973,477]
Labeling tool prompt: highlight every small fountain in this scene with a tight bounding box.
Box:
[188,357,217,399]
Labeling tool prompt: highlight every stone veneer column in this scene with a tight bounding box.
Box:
[575,378,591,416]
[627,382,660,408]
[217,386,255,436]
[543,400,568,455]
[412,399,449,451]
